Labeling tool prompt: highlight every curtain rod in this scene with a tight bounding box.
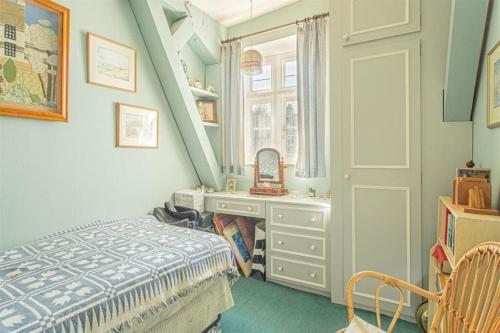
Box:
[221,12,329,45]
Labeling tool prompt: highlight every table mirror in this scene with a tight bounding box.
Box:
[250,148,287,196]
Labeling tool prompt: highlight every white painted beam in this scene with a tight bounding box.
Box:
[130,0,224,190]
[171,16,195,50]
[444,0,489,121]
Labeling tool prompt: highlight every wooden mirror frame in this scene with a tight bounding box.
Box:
[250,148,287,196]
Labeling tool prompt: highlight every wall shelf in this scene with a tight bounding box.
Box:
[203,122,219,128]
[190,86,219,99]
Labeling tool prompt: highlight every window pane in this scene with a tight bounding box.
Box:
[252,64,272,91]
[285,60,296,76]
[250,103,273,158]
[284,76,297,88]
[283,60,297,88]
[252,79,272,91]
[283,100,298,157]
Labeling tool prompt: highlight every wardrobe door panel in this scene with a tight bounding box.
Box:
[342,38,421,318]
[341,0,420,45]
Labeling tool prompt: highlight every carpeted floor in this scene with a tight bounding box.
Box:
[221,278,420,333]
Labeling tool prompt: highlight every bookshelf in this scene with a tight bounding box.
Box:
[427,196,500,331]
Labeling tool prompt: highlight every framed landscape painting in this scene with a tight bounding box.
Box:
[0,0,70,121]
[87,33,136,92]
[116,103,158,148]
[488,41,500,128]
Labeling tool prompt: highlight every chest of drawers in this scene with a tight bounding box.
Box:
[204,192,330,296]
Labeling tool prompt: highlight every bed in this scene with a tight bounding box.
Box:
[0,216,239,333]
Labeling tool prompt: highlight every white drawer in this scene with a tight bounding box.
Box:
[270,205,326,232]
[270,256,326,289]
[271,231,326,260]
[214,199,265,218]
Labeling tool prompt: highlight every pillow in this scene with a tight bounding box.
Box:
[345,316,386,333]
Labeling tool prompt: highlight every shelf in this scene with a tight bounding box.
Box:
[203,122,219,128]
[190,86,219,99]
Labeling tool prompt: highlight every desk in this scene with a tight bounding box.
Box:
[204,191,331,296]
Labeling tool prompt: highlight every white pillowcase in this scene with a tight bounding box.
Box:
[345,316,386,333]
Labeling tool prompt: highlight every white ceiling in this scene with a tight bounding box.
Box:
[188,0,299,27]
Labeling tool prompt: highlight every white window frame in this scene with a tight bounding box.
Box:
[244,51,297,165]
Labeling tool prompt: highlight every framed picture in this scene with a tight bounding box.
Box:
[87,33,136,92]
[196,99,217,123]
[116,103,158,148]
[0,0,70,121]
[226,179,237,193]
[487,41,500,128]
[223,223,253,277]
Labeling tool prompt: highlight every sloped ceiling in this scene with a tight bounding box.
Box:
[188,0,299,26]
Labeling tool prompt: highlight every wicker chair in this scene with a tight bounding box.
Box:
[337,242,500,333]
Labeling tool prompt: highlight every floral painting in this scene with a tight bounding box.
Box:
[0,0,69,121]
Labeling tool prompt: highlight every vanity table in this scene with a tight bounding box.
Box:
[204,191,331,296]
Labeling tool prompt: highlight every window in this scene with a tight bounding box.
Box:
[283,60,297,88]
[4,24,16,40]
[251,64,272,92]
[4,42,16,57]
[244,36,297,165]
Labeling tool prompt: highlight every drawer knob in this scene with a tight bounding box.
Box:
[221,204,226,208]
[310,273,317,278]
[278,266,284,272]
[247,206,252,211]
[310,217,316,223]
[342,34,350,41]
[278,214,284,219]
[278,240,284,245]
[310,245,317,251]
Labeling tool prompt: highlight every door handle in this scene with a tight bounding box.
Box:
[344,174,351,180]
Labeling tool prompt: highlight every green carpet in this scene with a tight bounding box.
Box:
[221,278,420,333]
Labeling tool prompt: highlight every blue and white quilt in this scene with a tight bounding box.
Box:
[0,216,239,333]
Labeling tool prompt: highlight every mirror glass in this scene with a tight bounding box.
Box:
[257,149,279,182]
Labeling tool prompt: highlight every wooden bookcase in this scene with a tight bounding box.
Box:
[427,196,500,331]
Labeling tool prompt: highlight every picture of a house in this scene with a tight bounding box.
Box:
[0,0,59,110]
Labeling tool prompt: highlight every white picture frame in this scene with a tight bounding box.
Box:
[87,33,137,92]
[116,103,158,148]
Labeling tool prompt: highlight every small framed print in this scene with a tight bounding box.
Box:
[487,41,500,128]
[116,103,158,148]
[226,179,237,193]
[87,33,136,92]
[196,99,217,123]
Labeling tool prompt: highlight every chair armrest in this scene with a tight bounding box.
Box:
[345,271,440,333]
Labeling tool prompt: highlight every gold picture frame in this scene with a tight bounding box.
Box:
[225,179,237,193]
[196,99,217,123]
[487,41,500,128]
[0,0,70,121]
[87,33,137,93]
[116,103,158,148]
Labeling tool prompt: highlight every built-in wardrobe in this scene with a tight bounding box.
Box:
[329,0,472,321]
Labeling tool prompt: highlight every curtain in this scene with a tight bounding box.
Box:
[221,41,245,175]
[295,18,327,178]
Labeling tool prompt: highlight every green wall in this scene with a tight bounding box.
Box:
[472,0,500,208]
[226,0,331,196]
[0,0,199,249]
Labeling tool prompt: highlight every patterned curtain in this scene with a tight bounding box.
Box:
[295,18,327,178]
[221,41,245,175]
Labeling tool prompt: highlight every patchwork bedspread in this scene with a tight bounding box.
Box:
[0,216,239,333]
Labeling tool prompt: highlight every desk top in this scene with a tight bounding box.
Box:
[204,191,331,209]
